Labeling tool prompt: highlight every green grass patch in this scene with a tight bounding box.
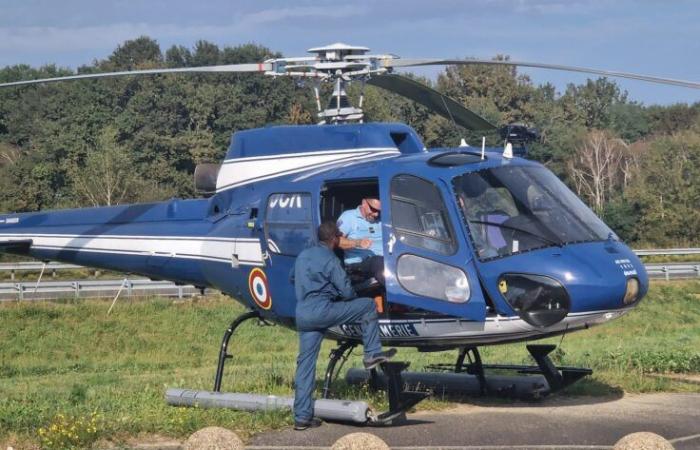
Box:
[640,254,700,263]
[0,281,698,448]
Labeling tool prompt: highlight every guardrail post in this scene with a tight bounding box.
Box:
[178,285,183,299]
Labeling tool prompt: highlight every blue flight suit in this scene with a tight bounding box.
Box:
[293,244,382,424]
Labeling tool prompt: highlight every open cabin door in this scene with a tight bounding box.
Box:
[381,174,486,321]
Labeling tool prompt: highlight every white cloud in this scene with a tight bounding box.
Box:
[238,5,370,25]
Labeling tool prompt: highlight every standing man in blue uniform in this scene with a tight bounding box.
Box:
[337,197,384,284]
[293,221,396,430]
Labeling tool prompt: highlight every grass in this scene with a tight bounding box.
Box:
[640,254,700,263]
[0,280,699,449]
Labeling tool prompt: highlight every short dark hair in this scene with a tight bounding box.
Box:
[318,221,341,243]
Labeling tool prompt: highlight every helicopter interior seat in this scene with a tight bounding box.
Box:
[483,211,510,249]
[320,179,385,296]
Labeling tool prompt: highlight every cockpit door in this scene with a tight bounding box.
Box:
[259,192,317,318]
[381,173,486,321]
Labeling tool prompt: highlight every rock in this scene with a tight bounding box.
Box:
[614,432,674,450]
[331,432,390,450]
[183,427,244,450]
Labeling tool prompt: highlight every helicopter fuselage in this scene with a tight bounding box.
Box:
[0,122,648,349]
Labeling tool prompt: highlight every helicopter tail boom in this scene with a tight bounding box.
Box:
[0,200,218,286]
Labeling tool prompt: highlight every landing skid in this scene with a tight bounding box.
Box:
[346,344,591,401]
[168,311,429,426]
[321,341,429,425]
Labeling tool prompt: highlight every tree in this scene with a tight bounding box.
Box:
[624,131,700,246]
[106,36,163,70]
[646,103,700,136]
[567,129,629,214]
[191,40,221,66]
[69,127,144,207]
[561,78,627,129]
[165,45,192,68]
[437,56,539,126]
[0,141,21,166]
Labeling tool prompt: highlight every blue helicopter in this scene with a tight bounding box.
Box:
[1,43,697,421]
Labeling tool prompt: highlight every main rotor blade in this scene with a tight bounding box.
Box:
[0,63,273,88]
[367,73,496,131]
[386,58,700,90]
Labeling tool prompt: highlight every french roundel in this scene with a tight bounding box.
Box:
[248,268,272,310]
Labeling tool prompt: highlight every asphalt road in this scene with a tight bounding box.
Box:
[247,393,700,450]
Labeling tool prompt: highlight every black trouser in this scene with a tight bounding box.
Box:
[354,255,385,285]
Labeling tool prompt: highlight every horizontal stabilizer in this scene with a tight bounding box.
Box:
[0,239,32,254]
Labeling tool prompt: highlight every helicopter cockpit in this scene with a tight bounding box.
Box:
[454,165,617,261]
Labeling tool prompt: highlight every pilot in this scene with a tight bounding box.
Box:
[292,221,396,430]
[337,197,384,284]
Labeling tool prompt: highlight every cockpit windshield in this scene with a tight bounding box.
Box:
[453,165,616,260]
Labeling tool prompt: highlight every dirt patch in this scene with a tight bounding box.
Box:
[95,434,181,449]
[0,434,41,450]
[650,373,700,384]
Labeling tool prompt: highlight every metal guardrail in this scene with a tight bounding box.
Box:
[645,263,700,281]
[634,248,700,256]
[0,278,202,302]
[0,261,90,280]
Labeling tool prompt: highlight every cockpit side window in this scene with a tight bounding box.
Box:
[390,174,456,255]
[264,193,314,256]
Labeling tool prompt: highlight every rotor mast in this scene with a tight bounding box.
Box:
[304,43,382,124]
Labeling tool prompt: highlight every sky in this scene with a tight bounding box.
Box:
[0,0,698,106]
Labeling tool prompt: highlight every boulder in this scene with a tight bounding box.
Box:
[331,432,390,450]
[614,432,674,450]
[183,426,244,450]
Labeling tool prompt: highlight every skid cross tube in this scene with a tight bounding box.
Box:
[456,346,488,395]
[322,341,356,399]
[213,310,261,392]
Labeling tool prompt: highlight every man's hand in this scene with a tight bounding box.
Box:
[357,238,372,249]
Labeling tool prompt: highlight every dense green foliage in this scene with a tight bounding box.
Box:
[1,37,698,245]
[0,282,698,447]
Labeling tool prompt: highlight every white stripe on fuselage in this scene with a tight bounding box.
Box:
[216,147,399,192]
[0,233,264,267]
[328,308,631,345]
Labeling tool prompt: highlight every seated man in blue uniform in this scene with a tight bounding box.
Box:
[337,197,384,285]
[293,221,396,430]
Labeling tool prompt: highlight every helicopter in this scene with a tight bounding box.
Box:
[1,42,698,423]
